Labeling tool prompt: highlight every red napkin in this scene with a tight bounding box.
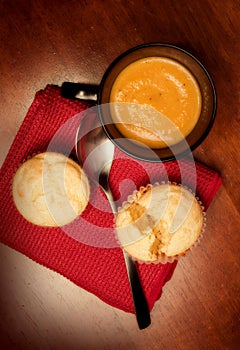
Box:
[0,85,222,313]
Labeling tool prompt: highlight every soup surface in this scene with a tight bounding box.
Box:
[110,57,202,148]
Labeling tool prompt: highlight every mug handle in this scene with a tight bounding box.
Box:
[61,82,98,102]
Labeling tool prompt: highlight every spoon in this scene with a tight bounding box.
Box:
[76,111,151,330]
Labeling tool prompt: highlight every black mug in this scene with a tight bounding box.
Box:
[61,43,217,162]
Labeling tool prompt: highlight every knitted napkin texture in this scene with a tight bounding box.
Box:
[0,85,222,313]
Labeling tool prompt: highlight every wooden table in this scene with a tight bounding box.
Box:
[0,0,239,349]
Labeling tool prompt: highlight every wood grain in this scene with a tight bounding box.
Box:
[0,0,239,349]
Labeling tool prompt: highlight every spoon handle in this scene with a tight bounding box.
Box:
[123,251,151,329]
[100,175,151,329]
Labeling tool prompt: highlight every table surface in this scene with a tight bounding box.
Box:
[0,0,239,349]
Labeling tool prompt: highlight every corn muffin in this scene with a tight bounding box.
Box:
[115,183,204,263]
[12,152,90,227]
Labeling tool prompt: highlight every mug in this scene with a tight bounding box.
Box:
[62,43,217,162]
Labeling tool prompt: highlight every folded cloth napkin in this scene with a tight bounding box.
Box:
[0,85,222,313]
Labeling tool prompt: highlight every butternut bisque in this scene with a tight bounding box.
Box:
[110,57,202,148]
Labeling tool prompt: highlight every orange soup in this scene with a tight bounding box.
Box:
[109,57,202,148]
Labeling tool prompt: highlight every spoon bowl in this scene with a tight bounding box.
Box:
[76,110,114,192]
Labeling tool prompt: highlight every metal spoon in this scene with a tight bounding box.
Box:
[76,111,151,330]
